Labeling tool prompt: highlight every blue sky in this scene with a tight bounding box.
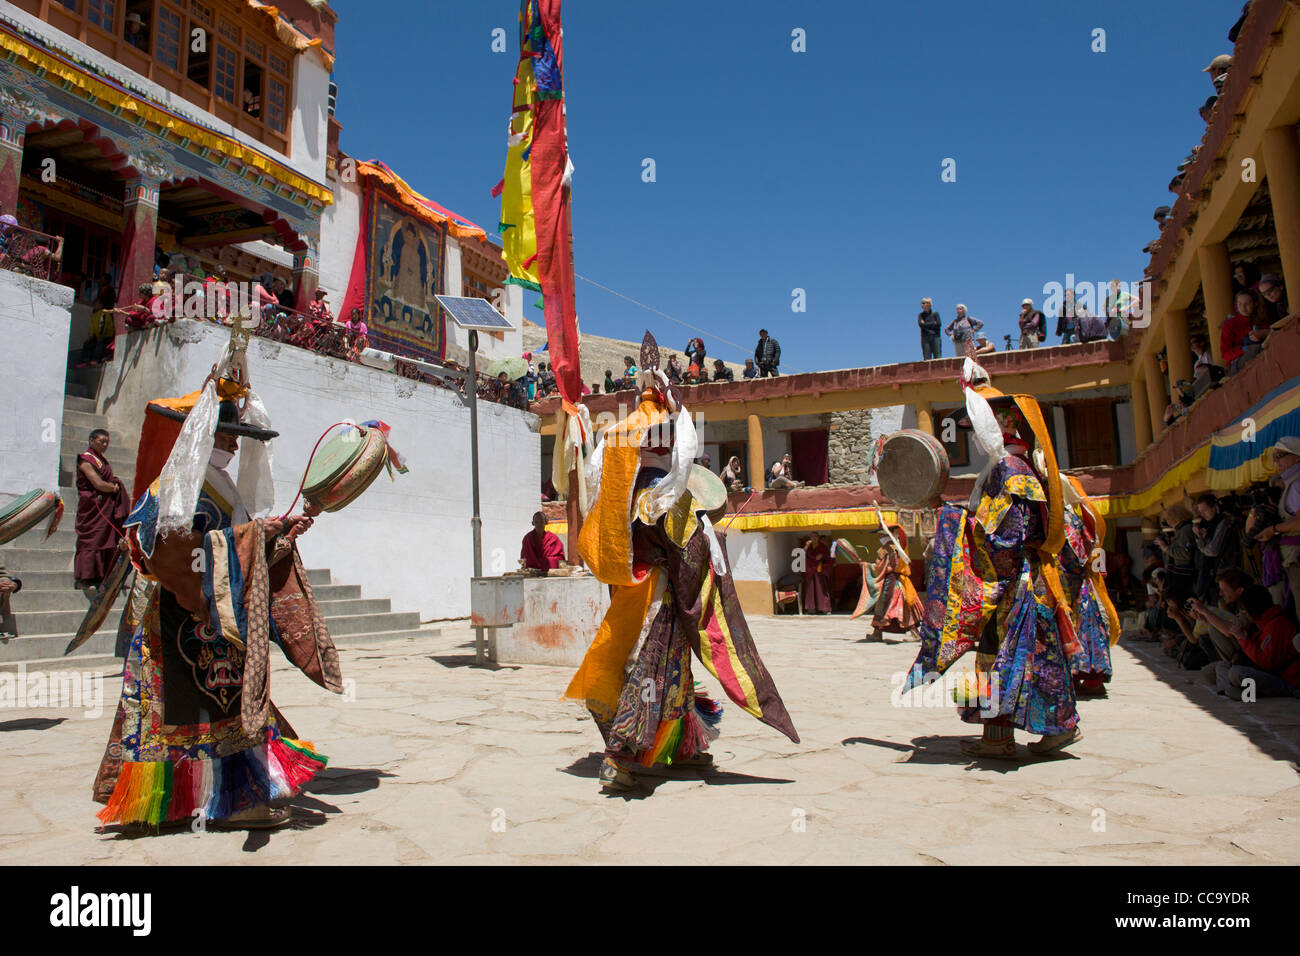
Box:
[331,0,1239,372]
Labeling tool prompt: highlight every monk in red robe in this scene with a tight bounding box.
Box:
[802,532,832,613]
[521,511,565,571]
[74,429,129,592]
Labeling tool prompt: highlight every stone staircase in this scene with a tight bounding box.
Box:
[1,380,431,673]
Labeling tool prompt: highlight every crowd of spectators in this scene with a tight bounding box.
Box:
[1131,448,1300,701]
[917,291,1128,360]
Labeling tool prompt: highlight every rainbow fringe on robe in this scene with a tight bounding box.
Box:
[97,729,326,827]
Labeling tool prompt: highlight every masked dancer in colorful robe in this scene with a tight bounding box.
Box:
[566,334,799,792]
[870,522,923,637]
[902,359,1082,759]
[93,331,343,830]
[1056,471,1120,696]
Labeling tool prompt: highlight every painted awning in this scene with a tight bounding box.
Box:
[245,1,335,71]
[356,161,487,241]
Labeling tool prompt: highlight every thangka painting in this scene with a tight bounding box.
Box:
[366,192,446,360]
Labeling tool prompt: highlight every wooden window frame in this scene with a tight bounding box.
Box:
[25,0,295,157]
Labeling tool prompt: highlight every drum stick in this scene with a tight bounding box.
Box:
[279,420,356,520]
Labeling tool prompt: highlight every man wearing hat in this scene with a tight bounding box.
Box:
[124,11,148,51]
[93,360,341,831]
[972,332,996,356]
[1017,298,1045,349]
[1204,54,1232,94]
[1253,438,1300,605]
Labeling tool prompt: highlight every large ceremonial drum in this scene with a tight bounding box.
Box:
[302,426,390,513]
[875,429,949,508]
[0,489,59,545]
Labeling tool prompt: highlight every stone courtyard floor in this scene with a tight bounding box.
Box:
[2,616,1298,865]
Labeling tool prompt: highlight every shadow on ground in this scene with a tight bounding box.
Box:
[0,717,67,732]
[430,654,521,671]
[1124,639,1300,771]
[842,734,1079,771]
[559,751,793,800]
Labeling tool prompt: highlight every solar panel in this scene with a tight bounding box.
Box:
[435,295,513,331]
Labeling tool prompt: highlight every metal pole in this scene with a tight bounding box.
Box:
[468,330,488,665]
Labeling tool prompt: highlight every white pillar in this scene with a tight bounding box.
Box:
[1052,405,1070,469]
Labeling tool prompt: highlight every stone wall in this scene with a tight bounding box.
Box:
[828,409,873,485]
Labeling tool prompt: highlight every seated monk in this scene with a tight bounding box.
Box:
[521,511,565,572]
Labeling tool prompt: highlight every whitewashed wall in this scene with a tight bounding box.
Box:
[0,272,72,502]
[291,55,330,182]
[318,172,362,305]
[725,530,771,583]
[94,321,540,619]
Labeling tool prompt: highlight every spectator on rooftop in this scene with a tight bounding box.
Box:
[755,328,781,376]
[945,304,983,356]
[308,288,333,324]
[604,369,616,394]
[768,454,802,489]
[273,276,295,310]
[918,298,942,360]
[1188,334,1221,397]
[1221,289,1262,373]
[1203,54,1232,95]
[712,359,734,382]
[972,333,996,356]
[743,358,758,379]
[120,283,162,330]
[1056,289,1079,344]
[684,338,706,378]
[722,456,745,492]
[1259,274,1289,325]
[1199,95,1219,124]
[1017,298,1045,349]
[124,11,148,50]
[1228,3,1251,43]
[1076,303,1107,343]
[1232,261,1260,296]
[666,354,683,384]
[622,355,638,385]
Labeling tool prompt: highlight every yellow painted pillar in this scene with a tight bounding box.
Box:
[1144,350,1167,438]
[1131,374,1152,450]
[914,401,933,436]
[1263,126,1300,305]
[1198,243,1234,365]
[1165,308,1192,385]
[747,414,765,491]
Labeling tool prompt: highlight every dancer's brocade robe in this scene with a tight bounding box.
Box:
[566,396,798,768]
[872,549,923,634]
[1061,504,1115,684]
[905,455,1079,735]
[93,481,341,826]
